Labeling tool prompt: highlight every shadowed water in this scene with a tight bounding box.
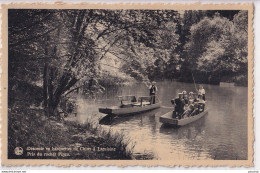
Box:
[77,81,248,160]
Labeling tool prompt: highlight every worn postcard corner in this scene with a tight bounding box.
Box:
[0,2,254,167]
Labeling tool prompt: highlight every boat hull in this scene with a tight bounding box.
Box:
[159,109,208,126]
[99,103,161,115]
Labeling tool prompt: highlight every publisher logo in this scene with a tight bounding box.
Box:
[14,147,23,155]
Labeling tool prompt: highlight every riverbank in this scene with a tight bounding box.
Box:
[8,80,156,160]
[8,104,136,159]
[8,94,135,160]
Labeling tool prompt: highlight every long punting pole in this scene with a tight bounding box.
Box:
[192,72,198,91]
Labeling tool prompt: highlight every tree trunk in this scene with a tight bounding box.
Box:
[47,68,56,115]
[43,47,49,116]
[42,12,90,117]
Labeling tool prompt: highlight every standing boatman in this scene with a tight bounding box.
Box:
[197,85,206,101]
[149,81,157,104]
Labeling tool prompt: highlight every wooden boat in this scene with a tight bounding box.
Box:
[99,96,161,115]
[159,108,208,126]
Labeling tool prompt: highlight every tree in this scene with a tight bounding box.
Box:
[9,9,182,116]
[95,10,180,84]
[9,10,103,115]
[182,11,248,85]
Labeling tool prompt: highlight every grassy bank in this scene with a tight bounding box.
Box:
[8,80,155,160]
[8,83,136,160]
[8,104,135,159]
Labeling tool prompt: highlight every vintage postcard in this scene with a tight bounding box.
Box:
[1,3,254,167]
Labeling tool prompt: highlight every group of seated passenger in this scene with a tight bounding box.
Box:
[171,91,205,119]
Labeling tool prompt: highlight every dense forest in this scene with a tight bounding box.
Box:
[9,9,248,117]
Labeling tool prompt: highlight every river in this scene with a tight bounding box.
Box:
[76,81,248,160]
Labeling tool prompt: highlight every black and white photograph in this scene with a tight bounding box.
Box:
[1,3,254,167]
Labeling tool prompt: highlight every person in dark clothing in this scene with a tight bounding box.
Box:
[171,93,185,119]
[198,99,206,112]
[183,94,189,105]
[149,81,157,104]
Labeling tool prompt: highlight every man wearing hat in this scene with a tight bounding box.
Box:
[149,81,157,104]
[182,90,189,105]
[171,93,185,119]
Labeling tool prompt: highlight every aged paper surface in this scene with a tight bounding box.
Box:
[1,3,254,167]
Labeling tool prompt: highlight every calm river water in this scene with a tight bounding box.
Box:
[76,81,248,160]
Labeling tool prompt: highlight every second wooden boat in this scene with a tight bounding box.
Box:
[159,109,208,126]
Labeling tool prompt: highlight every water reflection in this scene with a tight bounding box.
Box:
[159,114,206,139]
[99,109,160,126]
